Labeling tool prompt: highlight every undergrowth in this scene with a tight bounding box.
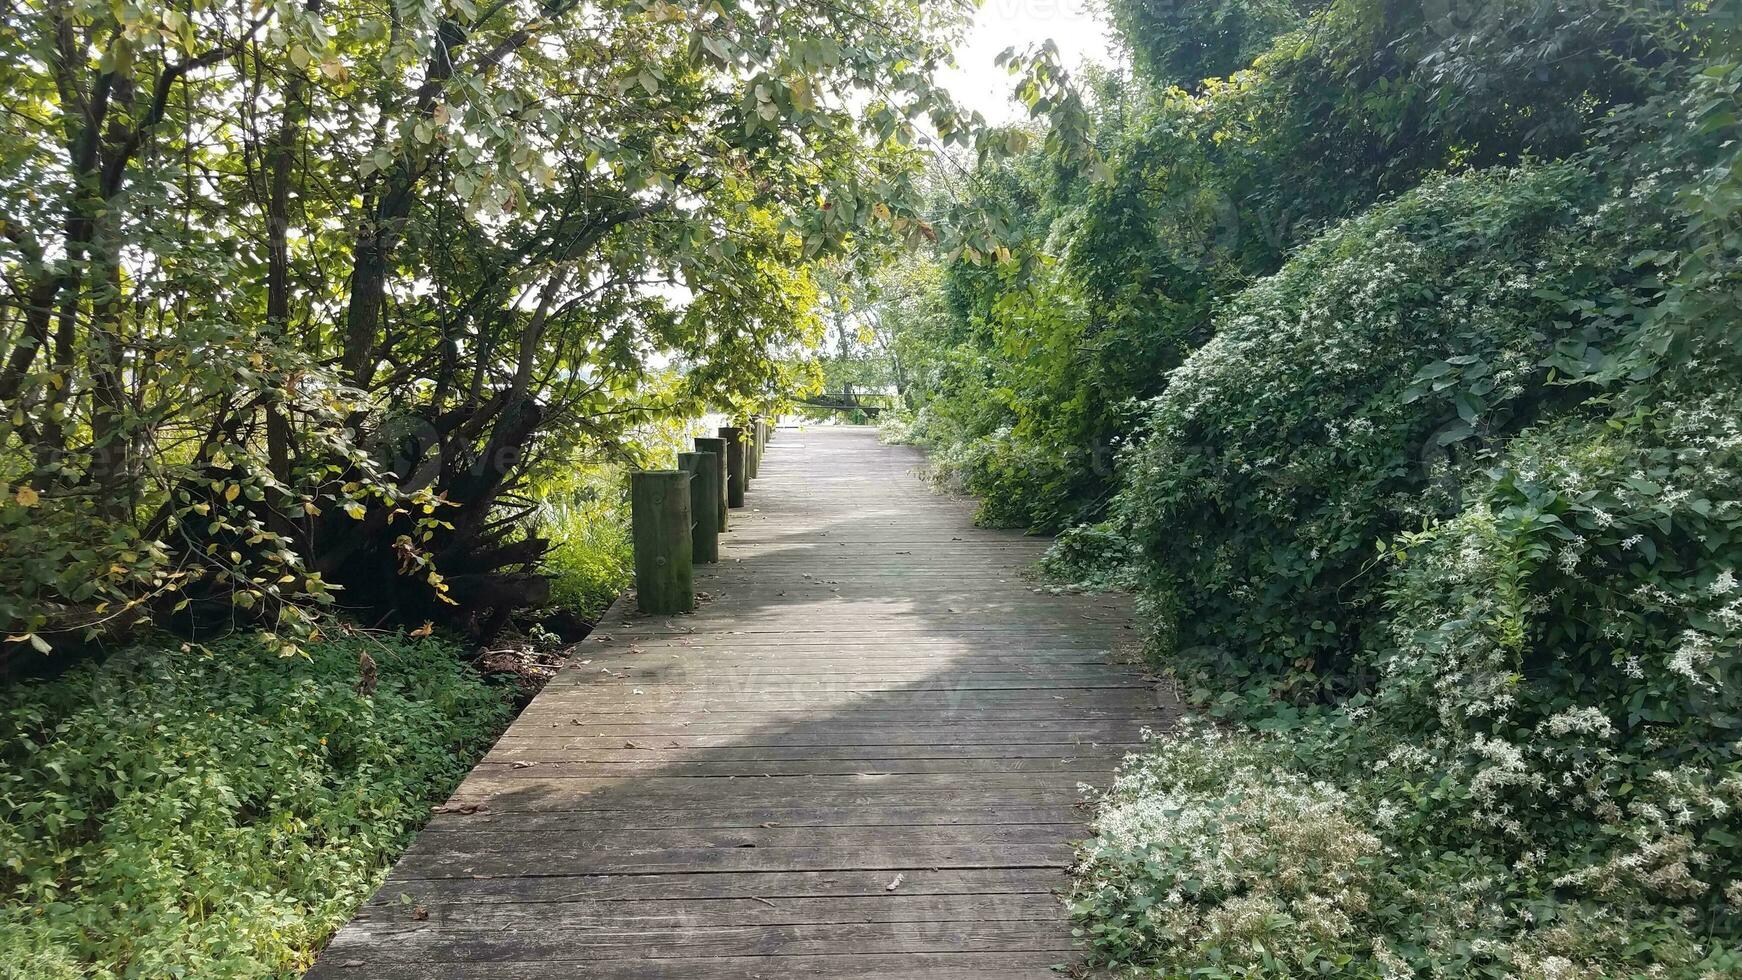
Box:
[0,634,511,978]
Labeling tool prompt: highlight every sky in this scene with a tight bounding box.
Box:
[937,0,1118,125]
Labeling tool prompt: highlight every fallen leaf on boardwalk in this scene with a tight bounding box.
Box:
[510,761,539,769]
[886,874,904,891]
[412,905,429,921]
[594,634,613,641]
[340,960,365,968]
[624,741,641,749]
[760,822,780,828]
[432,802,487,815]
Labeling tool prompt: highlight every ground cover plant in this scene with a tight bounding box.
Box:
[0,633,512,978]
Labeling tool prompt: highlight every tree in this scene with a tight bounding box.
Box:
[0,0,986,666]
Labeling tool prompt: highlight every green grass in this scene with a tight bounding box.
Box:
[0,633,512,979]
[538,479,634,623]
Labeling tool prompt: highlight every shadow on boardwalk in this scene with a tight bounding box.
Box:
[308,428,1174,980]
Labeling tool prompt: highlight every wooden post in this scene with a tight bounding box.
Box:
[719,425,745,508]
[678,451,720,563]
[693,436,729,531]
[631,470,694,614]
[745,417,761,480]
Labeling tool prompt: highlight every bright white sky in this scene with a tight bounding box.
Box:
[938,0,1117,125]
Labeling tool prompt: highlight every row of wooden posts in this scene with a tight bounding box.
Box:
[630,418,776,614]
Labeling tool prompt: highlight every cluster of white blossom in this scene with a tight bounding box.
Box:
[1540,706,1617,739]
[1076,729,1380,967]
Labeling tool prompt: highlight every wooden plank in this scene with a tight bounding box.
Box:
[493,723,1154,744]
[309,952,1065,979]
[363,868,1070,905]
[306,427,1171,977]
[439,775,1110,812]
[481,742,1141,762]
[467,758,1117,777]
[399,823,1080,858]
[415,805,1086,834]
[349,892,1065,929]
[385,843,1076,880]
[319,918,1076,961]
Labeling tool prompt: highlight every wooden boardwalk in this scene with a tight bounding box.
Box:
[309,426,1168,979]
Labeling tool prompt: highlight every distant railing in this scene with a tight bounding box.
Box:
[797,391,897,417]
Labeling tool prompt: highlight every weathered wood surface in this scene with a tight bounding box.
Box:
[631,470,694,615]
[308,426,1170,979]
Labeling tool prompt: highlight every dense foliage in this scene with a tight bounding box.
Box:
[0,633,510,977]
[872,0,1742,973]
[0,0,1001,667]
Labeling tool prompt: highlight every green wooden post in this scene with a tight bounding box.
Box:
[631,470,694,614]
[678,451,720,563]
[745,417,761,480]
[693,436,729,531]
[719,425,745,508]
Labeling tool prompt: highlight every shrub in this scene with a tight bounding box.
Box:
[1072,728,1382,973]
[0,634,511,978]
[1107,162,1673,700]
[1075,724,1742,978]
[1068,84,1742,980]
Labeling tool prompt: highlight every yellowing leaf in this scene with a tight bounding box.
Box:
[14,486,38,507]
[224,484,241,502]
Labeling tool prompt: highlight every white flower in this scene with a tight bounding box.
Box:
[1668,631,1718,687]
[1541,707,1616,739]
[1711,569,1737,596]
